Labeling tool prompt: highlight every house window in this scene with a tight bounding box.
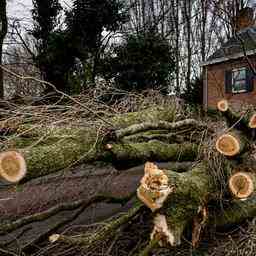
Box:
[232,67,247,93]
[225,67,254,94]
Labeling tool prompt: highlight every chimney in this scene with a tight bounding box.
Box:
[233,7,255,33]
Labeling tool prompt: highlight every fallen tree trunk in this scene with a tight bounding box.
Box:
[0,107,204,182]
[210,196,256,227]
[46,161,256,252]
[47,162,217,250]
[0,141,198,182]
[4,99,256,255]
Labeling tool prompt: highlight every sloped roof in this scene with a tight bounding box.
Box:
[202,27,256,66]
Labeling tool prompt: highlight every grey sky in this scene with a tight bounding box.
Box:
[7,0,71,24]
[7,0,32,17]
[7,0,256,19]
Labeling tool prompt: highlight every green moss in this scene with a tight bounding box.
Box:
[155,163,216,243]
[108,141,198,165]
[111,106,177,128]
[21,130,101,181]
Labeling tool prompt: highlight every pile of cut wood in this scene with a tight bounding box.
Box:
[0,100,256,255]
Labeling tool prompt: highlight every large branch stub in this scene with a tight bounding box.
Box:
[217,99,256,133]
[137,162,217,248]
[0,151,26,182]
[137,162,174,212]
[229,171,256,199]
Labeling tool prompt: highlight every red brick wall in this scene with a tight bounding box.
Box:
[206,56,256,110]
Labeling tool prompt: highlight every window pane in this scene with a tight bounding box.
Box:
[231,67,247,93]
[235,69,246,80]
[233,80,246,92]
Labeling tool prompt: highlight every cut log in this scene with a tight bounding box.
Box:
[2,140,198,182]
[217,99,241,128]
[217,99,228,112]
[215,130,247,156]
[247,113,256,128]
[217,99,256,134]
[229,171,256,199]
[14,130,101,181]
[240,110,256,130]
[0,151,26,183]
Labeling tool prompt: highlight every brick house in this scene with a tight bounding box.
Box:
[202,7,256,110]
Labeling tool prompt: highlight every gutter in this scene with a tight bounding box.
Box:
[201,49,256,66]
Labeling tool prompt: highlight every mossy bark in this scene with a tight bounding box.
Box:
[157,163,216,244]
[2,106,184,181]
[138,163,217,246]
[18,129,102,180]
[115,119,206,139]
[107,141,199,165]
[209,196,256,227]
[111,106,177,128]
[18,140,198,181]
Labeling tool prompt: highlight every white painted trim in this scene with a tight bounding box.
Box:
[201,49,256,66]
[203,66,208,110]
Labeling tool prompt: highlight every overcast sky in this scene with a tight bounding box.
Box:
[7,0,71,25]
[7,0,256,19]
[6,0,256,28]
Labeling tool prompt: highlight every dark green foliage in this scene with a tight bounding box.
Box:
[32,0,73,92]
[37,32,76,94]
[101,31,175,93]
[181,76,203,105]
[66,0,128,83]
[31,0,62,47]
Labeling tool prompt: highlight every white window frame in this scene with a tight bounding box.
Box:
[231,67,247,93]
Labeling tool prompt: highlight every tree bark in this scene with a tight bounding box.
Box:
[3,140,198,182]
[1,108,200,182]
[137,162,215,246]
